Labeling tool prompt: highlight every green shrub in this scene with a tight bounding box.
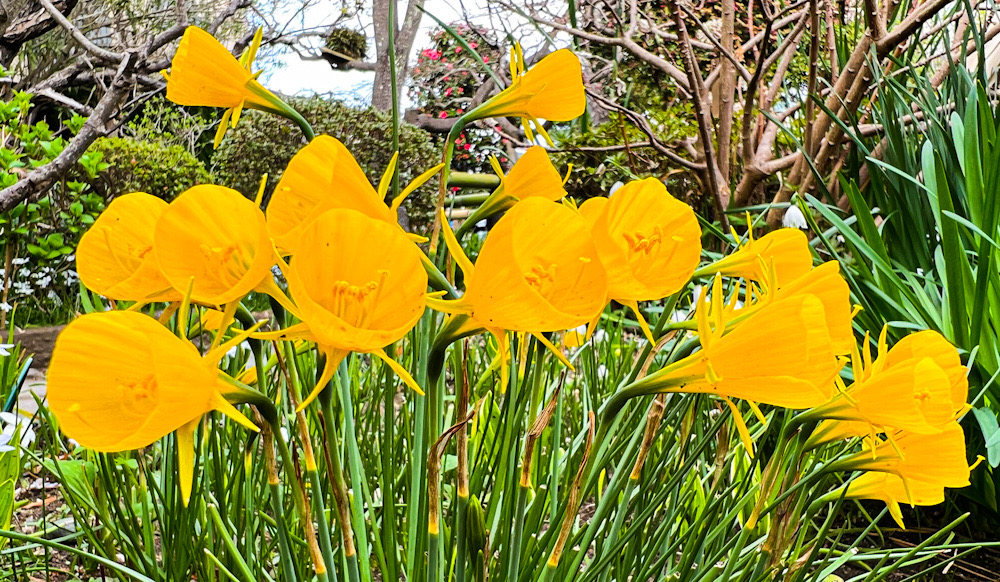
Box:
[89,136,211,201]
[211,97,440,233]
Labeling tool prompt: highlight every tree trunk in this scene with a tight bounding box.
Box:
[371,0,425,111]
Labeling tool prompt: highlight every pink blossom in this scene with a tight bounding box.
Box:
[446,63,453,70]
[439,111,448,119]
[463,143,472,151]
[455,46,462,53]
[470,42,478,49]
[483,56,490,63]
[445,87,452,96]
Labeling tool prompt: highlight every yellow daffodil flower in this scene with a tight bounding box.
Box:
[467,45,586,145]
[163,26,305,147]
[831,422,971,489]
[431,197,608,389]
[695,228,812,289]
[702,262,855,355]
[578,178,702,342]
[625,275,841,409]
[76,192,180,302]
[843,471,945,529]
[256,208,428,409]
[266,135,441,255]
[47,310,261,504]
[153,184,293,309]
[454,146,567,237]
[801,326,960,435]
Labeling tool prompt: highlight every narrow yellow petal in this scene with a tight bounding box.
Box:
[439,209,475,280]
[530,332,574,370]
[176,417,200,506]
[723,398,754,458]
[296,349,346,411]
[372,349,424,396]
[211,392,260,432]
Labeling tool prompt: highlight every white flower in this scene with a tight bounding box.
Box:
[0,344,14,357]
[0,411,35,449]
[36,275,51,289]
[596,364,608,379]
[592,329,607,343]
[62,270,79,284]
[782,205,808,229]
[11,258,28,266]
[12,281,32,295]
[0,303,11,313]
[476,219,487,229]
[609,181,624,196]
[17,268,30,278]
[691,285,704,304]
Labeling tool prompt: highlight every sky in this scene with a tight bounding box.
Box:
[262,0,485,106]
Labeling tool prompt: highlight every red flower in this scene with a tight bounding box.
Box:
[463,143,472,151]
[445,87,453,96]
[483,56,490,63]
[439,111,448,119]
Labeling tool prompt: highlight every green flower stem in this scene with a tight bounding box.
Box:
[262,423,299,582]
[447,175,500,191]
[431,115,472,262]
[319,390,362,582]
[280,343,336,582]
[270,418,328,576]
[454,345,471,582]
[247,84,315,141]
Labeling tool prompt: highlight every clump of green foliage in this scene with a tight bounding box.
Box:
[212,96,440,233]
[89,136,211,201]
[0,91,107,324]
[325,27,368,60]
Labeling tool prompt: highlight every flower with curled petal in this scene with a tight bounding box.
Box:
[47,310,261,504]
[76,192,179,302]
[257,208,428,409]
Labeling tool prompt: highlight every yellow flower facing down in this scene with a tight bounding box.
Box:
[706,261,855,355]
[618,275,841,409]
[432,197,608,388]
[47,310,259,503]
[76,192,180,302]
[437,197,607,332]
[154,184,288,307]
[833,422,971,489]
[468,46,586,144]
[164,26,298,148]
[268,136,399,253]
[885,330,968,415]
[579,178,702,342]
[695,228,812,289]
[455,146,567,237]
[803,327,958,435]
[258,208,428,409]
[843,471,944,529]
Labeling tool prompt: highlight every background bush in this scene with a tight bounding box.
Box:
[89,136,211,201]
[212,97,441,233]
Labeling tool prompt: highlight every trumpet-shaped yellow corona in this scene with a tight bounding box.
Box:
[579,178,702,341]
[47,311,258,504]
[468,46,586,144]
[697,228,813,289]
[627,278,841,409]
[455,147,567,237]
[258,208,428,409]
[163,26,281,147]
[76,192,180,302]
[154,184,286,307]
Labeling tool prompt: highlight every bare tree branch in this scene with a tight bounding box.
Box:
[0,54,134,213]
